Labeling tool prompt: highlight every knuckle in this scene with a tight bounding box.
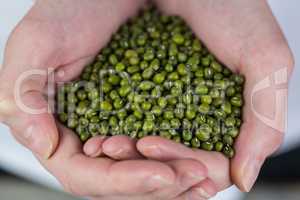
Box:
[286,50,295,73]
[0,89,15,120]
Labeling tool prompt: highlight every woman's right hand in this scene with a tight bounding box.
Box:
[0,1,215,199]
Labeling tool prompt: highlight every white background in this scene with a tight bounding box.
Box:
[0,0,299,199]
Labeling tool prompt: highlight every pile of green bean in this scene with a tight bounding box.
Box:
[56,7,244,158]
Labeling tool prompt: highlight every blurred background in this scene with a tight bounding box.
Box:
[0,0,300,200]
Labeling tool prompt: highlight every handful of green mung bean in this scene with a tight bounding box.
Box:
[56,7,244,158]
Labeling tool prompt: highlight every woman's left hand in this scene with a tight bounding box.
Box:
[86,1,294,198]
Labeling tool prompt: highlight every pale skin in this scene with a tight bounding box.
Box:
[0,0,294,200]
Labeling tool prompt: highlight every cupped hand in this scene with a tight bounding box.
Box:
[84,0,294,197]
[71,0,295,198]
[0,0,144,160]
[0,0,208,199]
[136,0,293,194]
[0,0,221,199]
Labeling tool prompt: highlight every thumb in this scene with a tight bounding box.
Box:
[232,65,292,192]
[0,87,59,159]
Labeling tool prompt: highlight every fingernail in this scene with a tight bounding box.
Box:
[84,136,106,157]
[146,175,172,189]
[104,143,124,155]
[242,159,262,192]
[85,144,102,157]
[24,124,53,159]
[195,188,212,199]
[112,148,125,156]
[143,145,161,156]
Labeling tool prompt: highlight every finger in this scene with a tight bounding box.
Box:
[83,136,107,158]
[0,90,59,158]
[37,124,175,197]
[137,136,230,190]
[231,117,282,192]
[55,55,96,82]
[232,54,291,191]
[102,135,143,160]
[83,135,143,159]
[90,160,208,200]
[148,159,207,200]
[176,179,217,200]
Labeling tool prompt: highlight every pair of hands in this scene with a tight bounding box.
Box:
[0,0,294,199]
